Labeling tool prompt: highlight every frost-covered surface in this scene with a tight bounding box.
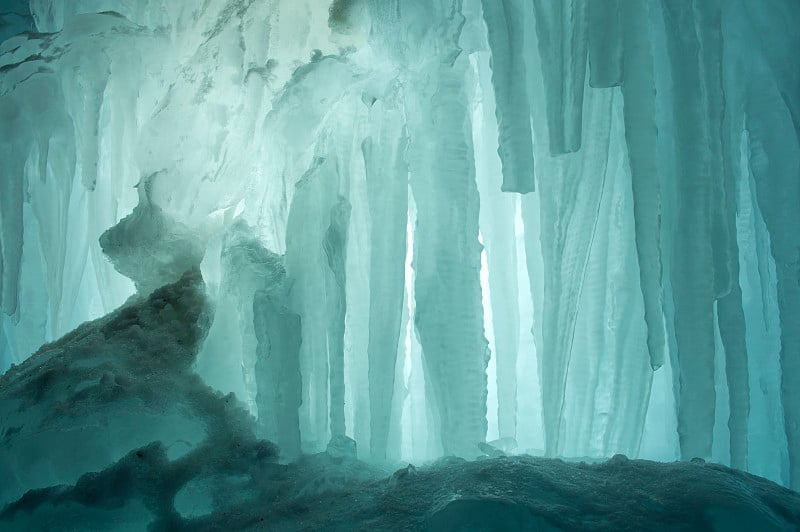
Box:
[0,270,246,507]
[3,445,800,531]
[1,0,799,503]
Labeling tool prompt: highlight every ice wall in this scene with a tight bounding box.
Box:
[1,0,798,489]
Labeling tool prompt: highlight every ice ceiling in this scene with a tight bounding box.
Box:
[0,0,799,494]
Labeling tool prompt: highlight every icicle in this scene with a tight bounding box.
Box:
[694,2,735,304]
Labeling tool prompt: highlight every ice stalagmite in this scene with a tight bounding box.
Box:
[479,0,536,193]
[661,0,717,461]
[532,0,588,154]
[363,97,408,460]
[587,0,623,89]
[620,0,666,371]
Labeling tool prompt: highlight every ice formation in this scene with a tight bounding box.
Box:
[1,0,799,527]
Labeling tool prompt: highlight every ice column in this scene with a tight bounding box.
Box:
[660,0,719,461]
[363,96,409,460]
[406,10,489,458]
[323,197,351,439]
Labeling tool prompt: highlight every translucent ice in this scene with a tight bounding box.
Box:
[1,0,800,506]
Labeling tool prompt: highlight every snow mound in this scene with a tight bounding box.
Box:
[0,270,258,507]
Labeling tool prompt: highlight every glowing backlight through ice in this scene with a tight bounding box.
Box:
[1,0,800,529]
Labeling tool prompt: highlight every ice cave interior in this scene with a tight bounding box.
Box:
[1,0,800,530]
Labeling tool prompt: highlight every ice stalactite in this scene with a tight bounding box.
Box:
[479,0,536,193]
[531,0,588,155]
[658,0,751,468]
[63,52,107,191]
[343,125,373,458]
[587,0,623,89]
[620,0,666,371]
